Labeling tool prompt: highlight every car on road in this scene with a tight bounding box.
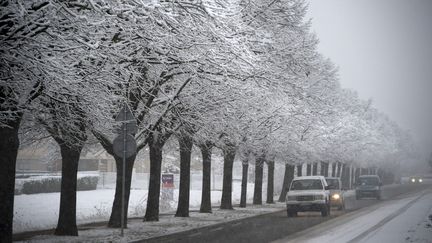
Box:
[409,176,423,184]
[325,177,345,210]
[286,176,331,217]
[355,175,382,200]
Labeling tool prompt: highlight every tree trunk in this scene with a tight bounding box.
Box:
[306,164,312,176]
[220,147,236,209]
[278,164,294,202]
[253,156,264,205]
[108,154,136,227]
[266,161,275,204]
[297,164,302,177]
[312,163,318,175]
[355,167,360,182]
[320,162,329,177]
[144,133,169,221]
[331,162,337,177]
[199,142,212,213]
[175,134,193,217]
[54,144,83,236]
[341,164,350,189]
[0,121,20,243]
[240,159,249,208]
[336,162,342,177]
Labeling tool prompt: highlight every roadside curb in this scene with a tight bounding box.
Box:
[131,204,286,243]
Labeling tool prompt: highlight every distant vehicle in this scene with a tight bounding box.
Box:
[355,175,382,200]
[409,176,423,184]
[286,176,331,217]
[325,177,345,210]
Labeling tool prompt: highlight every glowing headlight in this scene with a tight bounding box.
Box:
[411,178,416,182]
[332,194,340,200]
[419,179,423,182]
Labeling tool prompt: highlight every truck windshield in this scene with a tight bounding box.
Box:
[290,179,323,190]
[358,177,379,185]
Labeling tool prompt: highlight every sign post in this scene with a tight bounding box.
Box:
[113,104,137,237]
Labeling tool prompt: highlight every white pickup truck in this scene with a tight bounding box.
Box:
[285,176,331,217]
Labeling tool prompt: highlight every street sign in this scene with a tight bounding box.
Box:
[114,103,138,237]
[113,134,137,159]
[162,173,174,201]
[115,104,138,135]
[115,104,135,121]
[162,174,175,188]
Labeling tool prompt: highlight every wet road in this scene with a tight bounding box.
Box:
[138,183,431,243]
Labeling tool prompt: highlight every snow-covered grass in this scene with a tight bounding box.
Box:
[13,182,263,233]
[20,203,286,243]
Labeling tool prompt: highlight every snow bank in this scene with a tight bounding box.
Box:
[13,182,258,233]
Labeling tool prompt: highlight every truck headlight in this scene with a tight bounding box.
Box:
[411,178,416,182]
[314,195,324,200]
[332,194,340,200]
[419,179,423,182]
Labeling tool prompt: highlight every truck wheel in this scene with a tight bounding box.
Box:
[376,193,381,200]
[287,209,297,217]
[356,194,361,200]
[321,205,329,217]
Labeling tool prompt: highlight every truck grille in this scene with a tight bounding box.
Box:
[297,195,314,201]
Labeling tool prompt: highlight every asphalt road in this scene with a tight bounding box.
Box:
[138,183,431,243]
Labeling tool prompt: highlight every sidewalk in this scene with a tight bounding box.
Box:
[16,203,286,242]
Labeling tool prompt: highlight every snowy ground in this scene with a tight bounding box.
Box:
[13,182,261,233]
[273,188,432,243]
[18,203,286,243]
[15,190,286,243]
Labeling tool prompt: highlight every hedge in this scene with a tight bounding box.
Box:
[20,175,99,194]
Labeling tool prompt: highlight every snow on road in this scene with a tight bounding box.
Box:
[274,189,432,243]
[359,191,432,243]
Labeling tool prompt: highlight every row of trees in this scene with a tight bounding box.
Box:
[0,0,416,241]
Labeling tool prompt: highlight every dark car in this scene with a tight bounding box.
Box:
[409,176,423,184]
[355,175,382,200]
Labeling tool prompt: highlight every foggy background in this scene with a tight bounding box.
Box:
[307,0,432,160]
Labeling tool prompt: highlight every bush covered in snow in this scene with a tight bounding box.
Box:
[77,176,99,191]
[19,175,99,194]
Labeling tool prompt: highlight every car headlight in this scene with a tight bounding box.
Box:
[332,194,340,200]
[314,195,324,200]
[287,196,297,201]
[419,179,423,182]
[411,178,416,182]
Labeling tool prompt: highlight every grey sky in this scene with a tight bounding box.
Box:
[306,0,432,154]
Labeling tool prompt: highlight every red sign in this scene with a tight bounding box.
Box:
[162,174,174,188]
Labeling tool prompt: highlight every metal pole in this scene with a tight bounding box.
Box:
[121,107,126,237]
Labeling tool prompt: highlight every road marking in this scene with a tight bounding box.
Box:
[189,232,202,237]
[209,226,224,232]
